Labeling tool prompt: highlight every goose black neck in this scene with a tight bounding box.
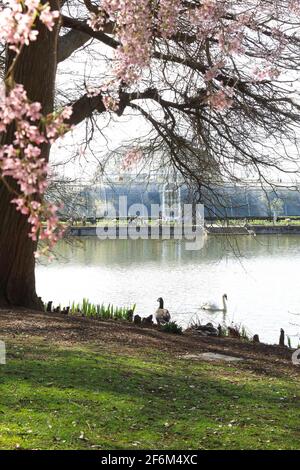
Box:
[159,298,164,309]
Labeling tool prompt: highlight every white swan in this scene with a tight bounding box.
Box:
[201,294,228,312]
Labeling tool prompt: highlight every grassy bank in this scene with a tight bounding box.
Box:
[0,311,299,450]
[208,217,300,226]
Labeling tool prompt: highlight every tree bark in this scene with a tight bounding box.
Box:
[0,1,60,309]
[0,181,40,308]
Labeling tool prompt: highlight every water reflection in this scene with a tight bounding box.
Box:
[37,235,300,346]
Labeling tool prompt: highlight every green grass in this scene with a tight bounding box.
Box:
[71,299,136,320]
[159,321,183,335]
[49,299,136,320]
[0,337,299,450]
[212,218,300,227]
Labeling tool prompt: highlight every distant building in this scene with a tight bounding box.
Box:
[54,180,300,219]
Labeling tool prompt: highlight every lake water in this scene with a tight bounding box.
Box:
[36,235,300,347]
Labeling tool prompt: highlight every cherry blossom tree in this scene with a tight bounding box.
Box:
[1,0,300,308]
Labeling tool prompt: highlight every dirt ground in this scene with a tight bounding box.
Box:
[0,308,299,378]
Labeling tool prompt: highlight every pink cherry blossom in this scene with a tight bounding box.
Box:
[208,89,234,111]
[121,148,143,171]
[39,5,59,31]
[0,81,71,252]
[0,0,60,52]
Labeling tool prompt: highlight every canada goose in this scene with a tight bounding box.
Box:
[134,314,142,325]
[155,297,171,324]
[142,314,153,326]
[201,294,228,312]
[193,322,219,337]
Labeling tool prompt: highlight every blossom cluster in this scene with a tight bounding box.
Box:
[121,148,143,171]
[105,0,153,85]
[188,0,224,39]
[157,0,181,38]
[289,0,300,14]
[87,0,296,113]
[0,0,60,52]
[207,88,234,111]
[88,0,239,111]
[0,84,72,250]
[89,0,183,88]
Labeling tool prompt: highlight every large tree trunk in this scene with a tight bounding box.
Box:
[0,1,60,309]
[0,182,40,308]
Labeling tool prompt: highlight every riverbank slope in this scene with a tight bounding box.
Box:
[0,309,299,450]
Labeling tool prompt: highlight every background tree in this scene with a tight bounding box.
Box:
[1,0,300,308]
